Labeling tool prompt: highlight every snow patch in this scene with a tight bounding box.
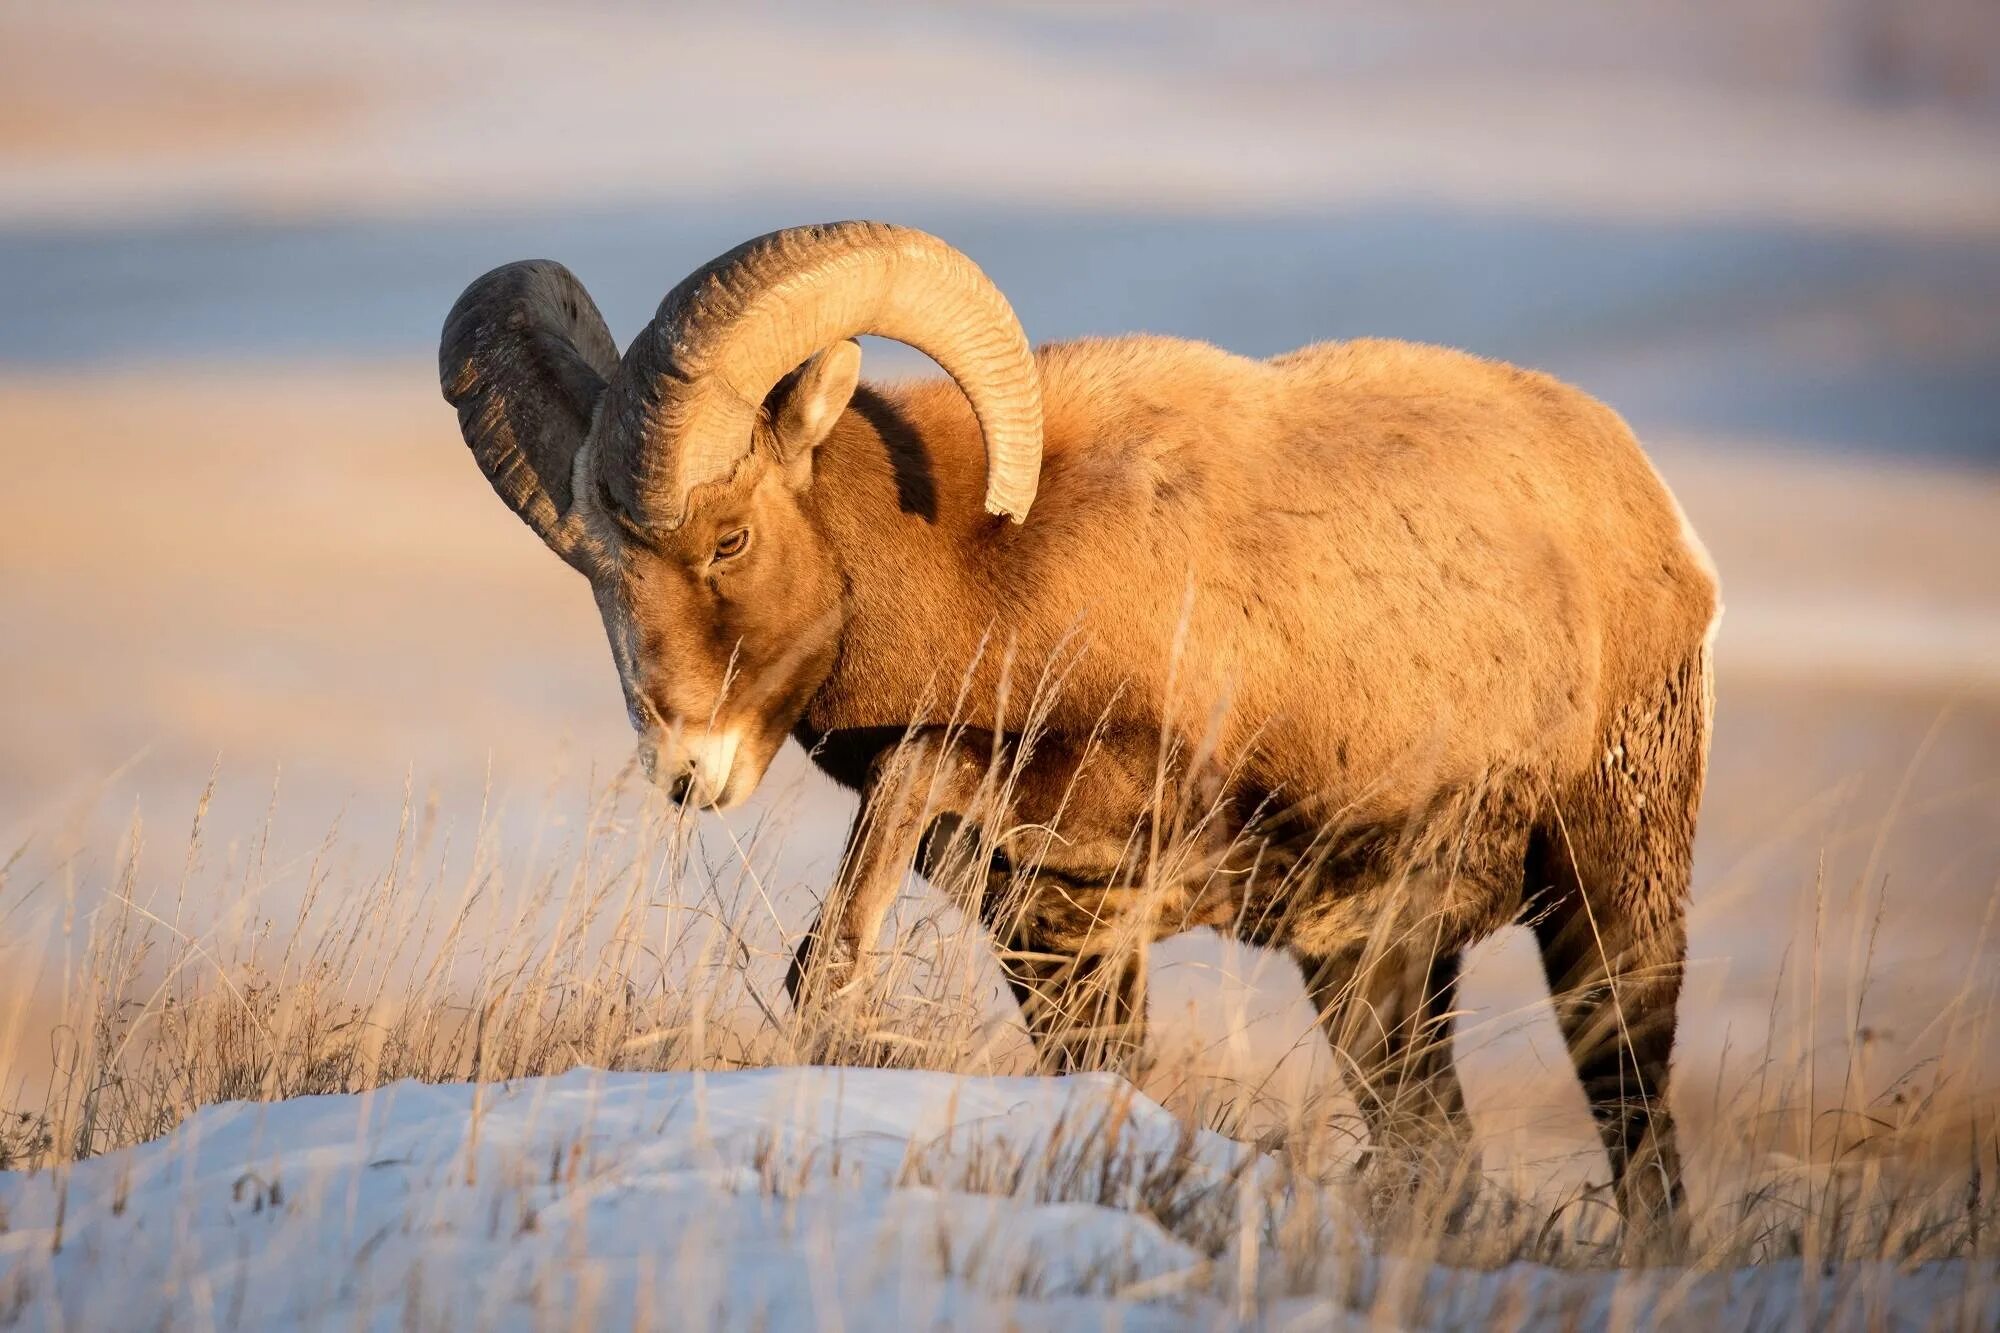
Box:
[0,1068,1308,1330]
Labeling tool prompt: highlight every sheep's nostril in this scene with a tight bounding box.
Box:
[667,771,693,804]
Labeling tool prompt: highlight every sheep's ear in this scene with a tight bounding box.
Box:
[765,340,861,490]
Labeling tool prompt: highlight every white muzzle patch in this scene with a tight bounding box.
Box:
[638,725,745,810]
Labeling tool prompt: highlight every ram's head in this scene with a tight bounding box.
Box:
[439,223,1041,808]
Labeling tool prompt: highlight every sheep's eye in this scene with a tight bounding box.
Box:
[713,527,750,562]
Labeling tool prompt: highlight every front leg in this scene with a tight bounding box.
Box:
[988,919,1148,1077]
[786,722,1237,1078]
[786,728,991,1009]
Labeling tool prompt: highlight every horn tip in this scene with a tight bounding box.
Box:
[984,496,1032,525]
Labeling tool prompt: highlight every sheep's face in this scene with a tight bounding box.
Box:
[583,345,858,811]
[443,237,1035,812]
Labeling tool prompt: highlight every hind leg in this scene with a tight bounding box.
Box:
[1296,937,1474,1207]
[1525,653,1710,1250]
[1526,833,1688,1249]
[1280,782,1543,1213]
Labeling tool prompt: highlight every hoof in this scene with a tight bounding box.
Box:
[786,929,861,1010]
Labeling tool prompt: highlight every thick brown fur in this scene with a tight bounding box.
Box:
[800,336,1712,781]
[788,338,1713,1236]
[458,320,1719,1242]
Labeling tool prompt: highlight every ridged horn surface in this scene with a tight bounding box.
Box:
[440,260,619,569]
[606,222,1042,528]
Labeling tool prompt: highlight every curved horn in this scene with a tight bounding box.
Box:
[440,260,619,571]
[606,222,1042,529]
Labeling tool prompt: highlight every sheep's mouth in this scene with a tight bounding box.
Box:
[636,726,749,811]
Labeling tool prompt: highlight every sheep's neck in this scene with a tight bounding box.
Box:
[799,383,1025,740]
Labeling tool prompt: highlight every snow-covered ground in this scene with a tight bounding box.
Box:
[0,1068,1990,1330]
[0,1068,1296,1329]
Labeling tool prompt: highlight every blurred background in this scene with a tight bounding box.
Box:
[2,0,1996,1184]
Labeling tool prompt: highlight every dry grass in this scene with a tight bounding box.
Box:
[1,742,1994,1329]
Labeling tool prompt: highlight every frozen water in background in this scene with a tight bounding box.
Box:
[2,202,1995,464]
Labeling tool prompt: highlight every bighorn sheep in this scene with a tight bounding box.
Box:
[439,221,1719,1237]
